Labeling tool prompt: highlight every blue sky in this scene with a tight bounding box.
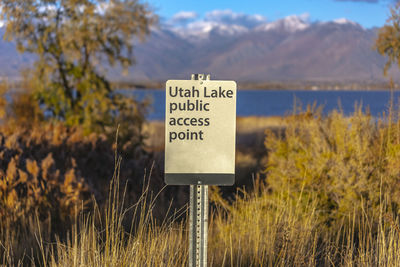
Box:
[149,0,394,28]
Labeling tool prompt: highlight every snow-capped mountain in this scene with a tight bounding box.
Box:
[123,16,391,83]
[333,18,361,27]
[169,21,249,41]
[256,14,311,33]
[0,15,395,83]
[167,13,313,39]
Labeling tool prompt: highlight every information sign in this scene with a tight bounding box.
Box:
[164,76,236,185]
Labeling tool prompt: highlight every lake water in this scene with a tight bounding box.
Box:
[128,89,400,120]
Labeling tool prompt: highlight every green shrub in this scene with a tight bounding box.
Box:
[264,106,400,226]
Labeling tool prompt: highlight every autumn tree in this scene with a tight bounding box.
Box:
[375,1,400,75]
[0,0,156,141]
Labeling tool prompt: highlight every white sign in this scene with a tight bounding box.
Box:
[164,78,236,185]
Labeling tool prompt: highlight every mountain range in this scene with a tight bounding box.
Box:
[0,15,398,85]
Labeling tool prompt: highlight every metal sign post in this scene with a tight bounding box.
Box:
[189,184,208,267]
[164,74,236,267]
[189,74,208,267]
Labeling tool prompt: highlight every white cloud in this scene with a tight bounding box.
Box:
[186,20,248,35]
[204,9,267,28]
[171,11,198,24]
[168,9,266,30]
[166,9,267,41]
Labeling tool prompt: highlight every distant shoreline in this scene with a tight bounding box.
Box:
[5,79,400,91]
[112,80,400,91]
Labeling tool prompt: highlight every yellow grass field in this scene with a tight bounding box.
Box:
[2,109,400,266]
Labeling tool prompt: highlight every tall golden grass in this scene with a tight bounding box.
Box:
[2,104,400,266]
[1,154,189,266]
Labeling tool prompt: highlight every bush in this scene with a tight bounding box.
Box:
[0,122,171,225]
[207,106,400,266]
[264,106,400,226]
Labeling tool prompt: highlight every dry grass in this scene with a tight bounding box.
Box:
[0,122,179,265]
[45,161,189,267]
[2,107,400,266]
[236,116,286,134]
[209,181,400,266]
[1,157,189,266]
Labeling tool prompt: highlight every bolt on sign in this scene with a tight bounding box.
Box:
[165,74,237,185]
